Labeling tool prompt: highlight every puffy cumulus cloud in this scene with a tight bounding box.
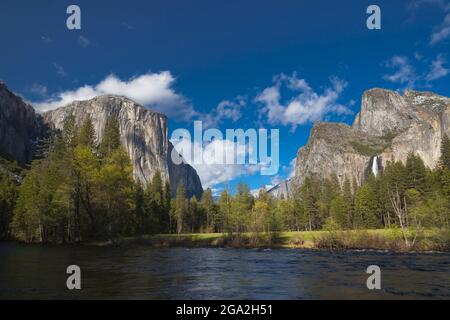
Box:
[425,54,450,81]
[202,96,247,128]
[33,72,197,121]
[255,73,351,131]
[383,56,417,88]
[171,137,263,188]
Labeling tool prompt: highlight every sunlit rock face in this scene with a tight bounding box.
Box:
[267,179,293,199]
[0,81,42,164]
[42,95,203,198]
[271,88,450,197]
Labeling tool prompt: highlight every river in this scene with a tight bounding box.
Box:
[0,242,448,299]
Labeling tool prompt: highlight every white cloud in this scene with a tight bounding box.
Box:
[28,83,48,97]
[202,96,246,128]
[33,72,197,121]
[426,54,450,81]
[255,73,350,130]
[383,54,449,88]
[77,35,90,47]
[53,63,67,77]
[408,0,450,11]
[430,13,450,45]
[171,137,262,188]
[408,0,450,45]
[250,188,263,197]
[41,35,52,43]
[383,56,417,88]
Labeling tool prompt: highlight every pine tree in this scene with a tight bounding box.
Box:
[188,196,205,232]
[62,114,77,150]
[300,177,320,230]
[162,180,172,233]
[219,190,232,233]
[78,115,96,150]
[134,182,145,234]
[354,183,380,229]
[277,197,296,231]
[317,175,340,225]
[343,177,354,228]
[98,147,135,237]
[330,195,347,229]
[150,171,164,231]
[405,153,428,196]
[201,188,218,232]
[175,184,188,234]
[0,171,17,239]
[440,134,450,170]
[230,184,253,234]
[100,115,121,157]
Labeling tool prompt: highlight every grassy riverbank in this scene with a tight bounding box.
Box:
[93,228,450,252]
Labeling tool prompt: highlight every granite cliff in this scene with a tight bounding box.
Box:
[42,95,203,198]
[272,88,450,196]
[0,81,42,164]
[0,82,203,198]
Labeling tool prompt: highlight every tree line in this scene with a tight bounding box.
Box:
[170,136,450,241]
[1,117,450,243]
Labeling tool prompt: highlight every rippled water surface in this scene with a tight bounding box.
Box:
[0,243,449,299]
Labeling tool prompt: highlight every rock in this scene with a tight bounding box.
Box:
[167,141,203,199]
[352,88,412,136]
[42,95,203,198]
[273,88,450,197]
[0,81,42,164]
[267,179,292,198]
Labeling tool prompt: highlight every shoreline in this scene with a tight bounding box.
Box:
[87,229,450,252]
[4,229,449,252]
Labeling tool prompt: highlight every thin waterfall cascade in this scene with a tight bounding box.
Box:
[372,156,379,177]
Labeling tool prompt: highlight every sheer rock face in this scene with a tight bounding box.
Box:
[282,88,450,195]
[267,179,293,199]
[42,95,203,198]
[167,141,203,198]
[0,81,42,164]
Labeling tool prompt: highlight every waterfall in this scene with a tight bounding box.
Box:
[372,156,379,177]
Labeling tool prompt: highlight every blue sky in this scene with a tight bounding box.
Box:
[0,0,449,194]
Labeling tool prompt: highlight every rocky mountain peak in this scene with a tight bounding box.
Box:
[0,83,202,198]
[271,88,450,198]
[352,88,412,136]
[42,95,203,198]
